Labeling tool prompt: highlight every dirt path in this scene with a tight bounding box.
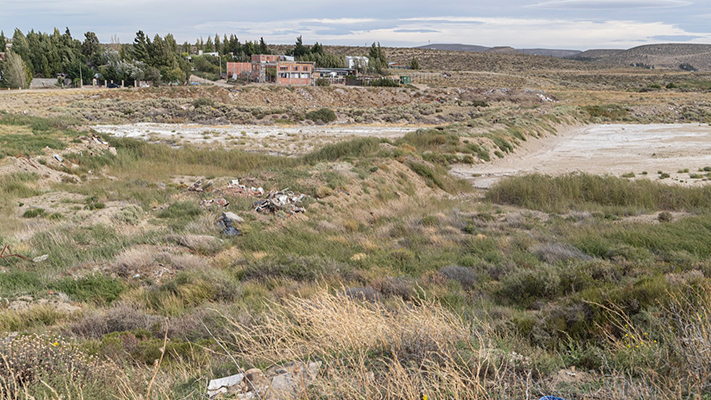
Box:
[451,123,711,188]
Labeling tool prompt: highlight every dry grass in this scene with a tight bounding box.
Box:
[219,289,526,399]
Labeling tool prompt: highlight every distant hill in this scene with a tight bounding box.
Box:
[415,43,581,58]
[416,43,490,52]
[571,44,711,71]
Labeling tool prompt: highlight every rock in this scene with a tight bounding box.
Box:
[217,212,243,236]
[265,361,321,399]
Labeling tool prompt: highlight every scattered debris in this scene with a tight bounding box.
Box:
[53,154,64,163]
[32,254,49,263]
[253,190,306,214]
[207,361,321,399]
[187,179,213,192]
[200,198,230,208]
[216,212,244,236]
[221,181,265,198]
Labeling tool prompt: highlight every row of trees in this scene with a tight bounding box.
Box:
[0,28,411,89]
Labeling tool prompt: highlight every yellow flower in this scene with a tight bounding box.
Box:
[52,342,59,346]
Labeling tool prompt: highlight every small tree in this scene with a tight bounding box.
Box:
[409,57,419,70]
[1,51,32,89]
[368,42,388,74]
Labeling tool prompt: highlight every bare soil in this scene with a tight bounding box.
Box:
[451,123,711,188]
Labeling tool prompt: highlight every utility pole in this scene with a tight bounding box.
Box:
[79,66,82,89]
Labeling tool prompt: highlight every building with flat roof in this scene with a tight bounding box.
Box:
[226,55,314,85]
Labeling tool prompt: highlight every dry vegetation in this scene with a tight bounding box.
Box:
[1,50,711,399]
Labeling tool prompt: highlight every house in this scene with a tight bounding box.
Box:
[226,62,253,80]
[275,61,314,85]
[226,54,314,85]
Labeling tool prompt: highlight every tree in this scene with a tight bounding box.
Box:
[292,36,308,58]
[368,42,388,74]
[1,51,32,88]
[259,37,269,54]
[0,31,6,52]
[205,36,214,52]
[131,30,150,63]
[82,31,101,66]
[214,34,221,54]
[409,57,419,70]
[11,29,31,69]
[311,42,324,55]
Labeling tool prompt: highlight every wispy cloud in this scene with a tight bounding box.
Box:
[528,0,691,10]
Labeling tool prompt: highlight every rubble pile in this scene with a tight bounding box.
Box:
[208,361,321,399]
[253,190,306,214]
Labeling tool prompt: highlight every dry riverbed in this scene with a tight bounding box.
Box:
[92,123,419,155]
[452,123,711,188]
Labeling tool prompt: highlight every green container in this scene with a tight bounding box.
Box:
[399,75,411,84]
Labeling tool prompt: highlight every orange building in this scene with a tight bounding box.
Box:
[275,61,314,85]
[226,62,253,79]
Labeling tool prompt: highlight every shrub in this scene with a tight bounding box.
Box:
[157,201,203,219]
[305,108,337,123]
[315,78,330,87]
[499,266,561,307]
[658,211,673,223]
[112,204,143,225]
[50,275,126,305]
[438,265,477,288]
[192,97,215,108]
[22,208,46,218]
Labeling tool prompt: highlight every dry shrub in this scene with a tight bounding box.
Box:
[531,242,592,264]
[221,290,516,399]
[0,333,116,399]
[112,246,206,282]
[68,302,161,339]
[439,265,477,287]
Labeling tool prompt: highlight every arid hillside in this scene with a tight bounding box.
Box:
[573,43,711,71]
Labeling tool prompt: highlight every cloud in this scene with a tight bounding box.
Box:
[528,0,691,9]
[393,29,440,33]
[650,34,705,41]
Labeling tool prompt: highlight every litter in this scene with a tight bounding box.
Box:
[200,198,230,208]
[216,212,243,236]
[32,254,49,263]
[187,180,213,192]
[253,189,306,214]
[53,154,63,163]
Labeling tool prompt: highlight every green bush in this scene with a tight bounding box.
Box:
[305,108,337,123]
[50,275,125,304]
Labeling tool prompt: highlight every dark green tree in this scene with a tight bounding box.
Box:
[82,32,102,66]
[0,31,6,52]
[292,36,309,58]
[259,37,269,54]
[131,30,150,63]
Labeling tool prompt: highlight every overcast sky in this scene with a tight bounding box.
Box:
[1,0,710,50]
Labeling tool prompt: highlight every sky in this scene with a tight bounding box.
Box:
[0,0,710,50]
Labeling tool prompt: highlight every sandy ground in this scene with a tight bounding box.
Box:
[92,123,419,155]
[451,123,711,188]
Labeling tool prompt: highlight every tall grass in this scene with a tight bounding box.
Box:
[487,173,711,213]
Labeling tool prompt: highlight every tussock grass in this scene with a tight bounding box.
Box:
[488,173,711,213]
[302,137,383,163]
[222,289,512,399]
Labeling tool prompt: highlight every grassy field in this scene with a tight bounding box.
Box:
[1,60,711,399]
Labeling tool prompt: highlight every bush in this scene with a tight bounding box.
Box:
[315,78,330,87]
[23,208,46,218]
[438,265,477,288]
[305,108,337,123]
[50,275,126,305]
[658,211,673,223]
[368,78,400,87]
